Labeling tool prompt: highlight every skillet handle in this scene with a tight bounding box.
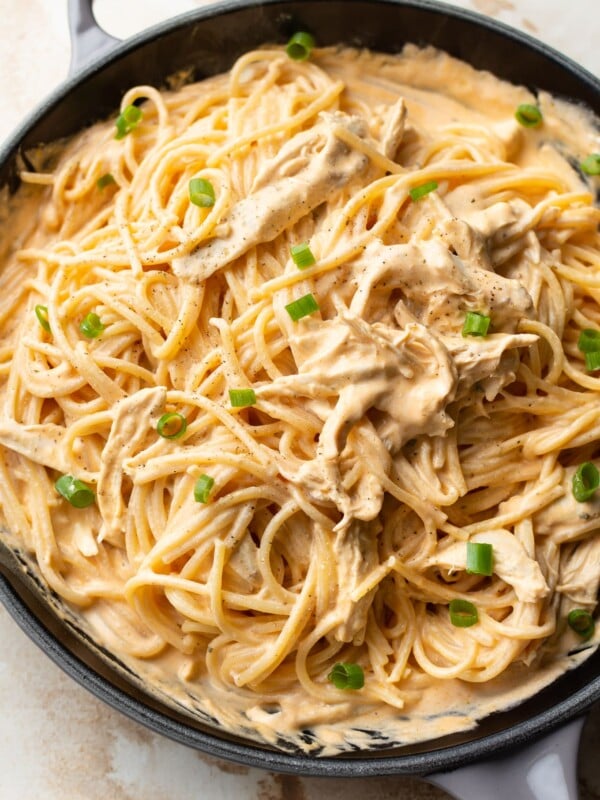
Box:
[67,0,121,76]
[426,716,585,800]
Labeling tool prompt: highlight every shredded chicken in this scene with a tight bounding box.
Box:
[0,422,70,473]
[97,387,166,541]
[534,462,600,542]
[432,530,550,603]
[446,331,537,399]
[172,112,370,282]
[330,518,380,643]
[351,235,534,334]
[380,98,407,159]
[259,314,455,520]
[557,538,600,608]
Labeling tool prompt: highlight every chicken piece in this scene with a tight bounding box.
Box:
[0,421,70,473]
[380,98,407,160]
[445,331,537,399]
[351,234,533,335]
[263,313,456,456]
[557,537,600,608]
[490,118,524,161]
[292,420,389,525]
[347,227,535,400]
[431,529,549,603]
[172,112,370,283]
[226,532,262,593]
[330,518,380,644]
[97,386,166,540]
[456,198,527,239]
[534,461,600,543]
[260,314,456,521]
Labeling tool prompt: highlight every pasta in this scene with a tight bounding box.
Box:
[0,40,599,754]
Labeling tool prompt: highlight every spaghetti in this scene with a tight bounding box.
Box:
[0,42,599,753]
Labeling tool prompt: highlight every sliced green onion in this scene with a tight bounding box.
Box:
[115,104,142,140]
[194,474,215,504]
[286,31,315,61]
[409,180,438,201]
[584,351,600,372]
[327,662,364,690]
[567,609,595,641]
[449,598,479,628]
[189,177,215,208]
[34,304,51,333]
[285,293,320,322]
[156,412,187,439]
[462,311,491,337]
[229,388,257,408]
[79,312,105,339]
[466,542,493,576]
[515,103,543,128]
[55,474,95,508]
[580,154,600,176]
[96,173,115,190]
[290,242,316,270]
[577,328,600,353]
[572,462,599,503]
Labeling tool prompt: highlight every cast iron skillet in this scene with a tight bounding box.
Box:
[0,2,599,797]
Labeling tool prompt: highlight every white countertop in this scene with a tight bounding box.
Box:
[0,2,599,798]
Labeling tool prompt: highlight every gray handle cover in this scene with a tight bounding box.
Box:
[67,0,121,75]
[428,716,585,800]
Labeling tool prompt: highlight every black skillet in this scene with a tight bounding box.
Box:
[0,2,599,797]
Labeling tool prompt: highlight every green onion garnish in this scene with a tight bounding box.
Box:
[409,180,438,201]
[462,311,491,337]
[584,351,600,372]
[572,462,599,503]
[96,173,115,190]
[449,598,479,627]
[515,103,542,128]
[577,328,600,353]
[567,609,595,641]
[115,104,142,140]
[79,312,105,339]
[290,242,316,270]
[229,388,257,408]
[286,31,315,61]
[189,178,216,208]
[194,474,215,504]
[55,474,95,508]
[34,304,51,333]
[580,154,600,176]
[156,412,187,439]
[466,542,493,576]
[327,662,364,690]
[285,293,320,322]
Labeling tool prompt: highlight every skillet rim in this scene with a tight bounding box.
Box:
[2,572,597,777]
[0,0,599,776]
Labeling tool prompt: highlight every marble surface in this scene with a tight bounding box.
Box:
[0,1,599,798]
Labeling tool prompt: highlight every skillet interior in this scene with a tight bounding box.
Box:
[0,0,599,776]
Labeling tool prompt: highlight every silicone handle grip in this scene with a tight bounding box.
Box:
[427,716,585,800]
[67,0,121,75]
